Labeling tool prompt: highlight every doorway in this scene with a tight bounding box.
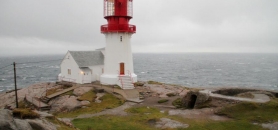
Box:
[120,62,125,75]
[188,95,197,109]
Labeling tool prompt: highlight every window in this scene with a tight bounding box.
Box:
[104,0,115,16]
[68,69,71,75]
[127,0,133,17]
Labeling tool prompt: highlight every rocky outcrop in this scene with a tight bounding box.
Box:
[57,118,73,127]
[0,82,57,109]
[49,95,92,113]
[182,91,210,109]
[0,109,17,130]
[14,119,33,130]
[27,119,57,130]
[0,109,57,130]
[73,87,93,96]
[262,122,278,130]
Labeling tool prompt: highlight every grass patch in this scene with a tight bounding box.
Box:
[77,90,97,102]
[181,119,265,130]
[126,106,161,114]
[72,107,165,130]
[72,106,267,130]
[216,98,278,123]
[147,81,163,85]
[73,115,155,130]
[46,116,75,130]
[13,108,39,119]
[157,99,169,103]
[56,93,124,118]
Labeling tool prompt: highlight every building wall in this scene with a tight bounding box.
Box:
[60,52,82,83]
[88,65,104,81]
[101,32,137,85]
[60,52,104,84]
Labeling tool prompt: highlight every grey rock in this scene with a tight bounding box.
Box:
[73,87,93,96]
[57,118,73,127]
[27,119,57,130]
[0,109,17,130]
[14,119,32,130]
[155,118,189,129]
[262,122,278,130]
[182,91,210,109]
[81,101,90,106]
[49,95,82,112]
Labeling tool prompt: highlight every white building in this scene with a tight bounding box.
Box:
[59,48,136,89]
[59,50,104,84]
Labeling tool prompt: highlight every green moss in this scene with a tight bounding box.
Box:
[134,82,144,86]
[172,98,183,108]
[60,90,75,96]
[166,93,176,97]
[147,81,163,85]
[157,99,169,103]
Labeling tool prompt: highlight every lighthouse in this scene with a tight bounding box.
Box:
[100,0,137,89]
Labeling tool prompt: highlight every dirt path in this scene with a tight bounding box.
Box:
[200,90,270,103]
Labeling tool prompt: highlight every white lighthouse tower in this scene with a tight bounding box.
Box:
[100,0,137,89]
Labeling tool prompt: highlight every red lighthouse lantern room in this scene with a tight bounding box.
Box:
[101,0,136,33]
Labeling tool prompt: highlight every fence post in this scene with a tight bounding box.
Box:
[13,62,19,108]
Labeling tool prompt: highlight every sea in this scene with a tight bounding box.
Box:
[0,53,278,93]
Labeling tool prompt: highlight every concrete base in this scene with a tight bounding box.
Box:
[100,74,137,86]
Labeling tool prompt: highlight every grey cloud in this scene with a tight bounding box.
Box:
[0,0,278,56]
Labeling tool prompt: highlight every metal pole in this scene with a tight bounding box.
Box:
[13,62,18,108]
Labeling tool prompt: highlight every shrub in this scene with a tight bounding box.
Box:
[13,108,39,119]
[157,99,169,103]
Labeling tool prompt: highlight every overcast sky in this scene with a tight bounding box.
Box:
[0,0,278,56]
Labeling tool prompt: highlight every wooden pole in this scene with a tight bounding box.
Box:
[13,62,18,108]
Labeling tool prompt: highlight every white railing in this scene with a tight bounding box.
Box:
[127,70,134,83]
[117,70,124,89]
